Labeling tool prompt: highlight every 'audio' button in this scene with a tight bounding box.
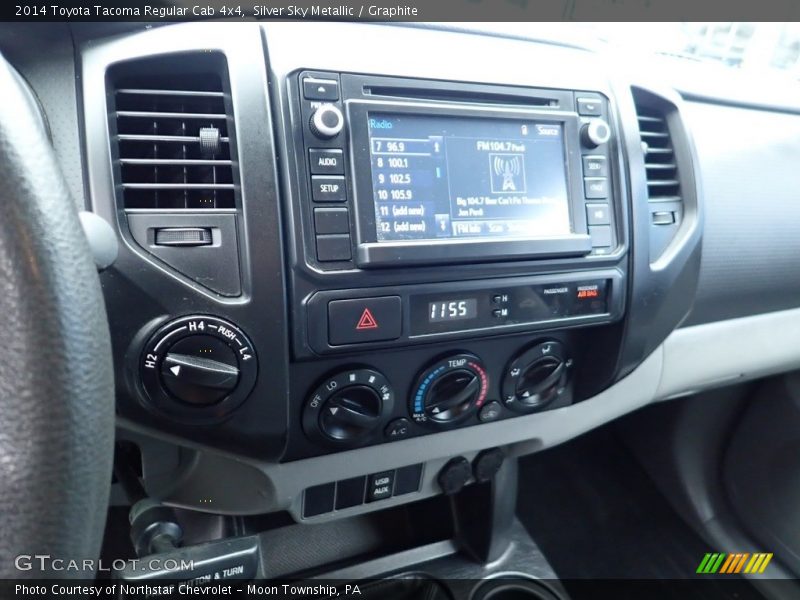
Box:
[309,149,345,175]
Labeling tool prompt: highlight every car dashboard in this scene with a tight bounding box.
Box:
[5,21,800,531]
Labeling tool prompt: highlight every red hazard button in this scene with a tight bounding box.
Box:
[328,296,402,345]
[356,308,379,330]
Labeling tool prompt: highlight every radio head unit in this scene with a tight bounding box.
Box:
[293,72,619,270]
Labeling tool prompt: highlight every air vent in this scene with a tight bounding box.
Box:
[632,88,690,259]
[110,56,236,210]
[633,99,682,203]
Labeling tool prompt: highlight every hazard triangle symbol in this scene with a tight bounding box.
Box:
[356,308,379,330]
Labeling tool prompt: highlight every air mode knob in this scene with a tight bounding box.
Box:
[581,118,611,148]
[502,341,570,413]
[309,103,344,139]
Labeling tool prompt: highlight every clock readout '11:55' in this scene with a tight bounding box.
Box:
[428,299,478,323]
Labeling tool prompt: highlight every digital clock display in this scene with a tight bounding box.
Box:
[428,299,478,323]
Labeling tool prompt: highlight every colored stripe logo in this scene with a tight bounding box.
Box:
[697,552,773,574]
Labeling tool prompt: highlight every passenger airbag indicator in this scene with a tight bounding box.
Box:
[577,284,601,299]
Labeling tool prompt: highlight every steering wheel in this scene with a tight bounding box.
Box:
[0,54,114,577]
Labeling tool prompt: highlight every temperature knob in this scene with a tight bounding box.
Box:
[309,103,344,139]
[303,368,394,446]
[581,118,611,148]
[139,316,257,422]
[502,341,570,413]
[411,354,489,427]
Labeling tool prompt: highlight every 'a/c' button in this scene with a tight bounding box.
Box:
[328,296,402,345]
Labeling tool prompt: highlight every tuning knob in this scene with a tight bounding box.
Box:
[581,118,611,148]
[309,103,344,139]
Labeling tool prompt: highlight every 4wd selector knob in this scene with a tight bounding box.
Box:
[309,103,344,139]
[303,368,394,446]
[139,316,257,422]
[411,354,489,427]
[160,335,239,405]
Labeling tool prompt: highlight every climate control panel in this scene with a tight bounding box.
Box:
[297,340,572,457]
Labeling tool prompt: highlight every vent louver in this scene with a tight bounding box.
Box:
[634,101,682,203]
[110,60,236,210]
[632,88,691,259]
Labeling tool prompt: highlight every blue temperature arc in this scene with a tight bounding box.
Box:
[414,365,446,413]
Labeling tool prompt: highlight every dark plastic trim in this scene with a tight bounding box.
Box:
[612,80,703,378]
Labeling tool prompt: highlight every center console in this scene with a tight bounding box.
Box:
[79,22,700,524]
[282,70,627,460]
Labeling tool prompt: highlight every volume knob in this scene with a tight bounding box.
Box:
[310,103,344,139]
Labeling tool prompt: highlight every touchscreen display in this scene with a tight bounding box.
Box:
[367,113,571,243]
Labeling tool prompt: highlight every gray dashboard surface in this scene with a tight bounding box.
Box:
[683,100,800,325]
